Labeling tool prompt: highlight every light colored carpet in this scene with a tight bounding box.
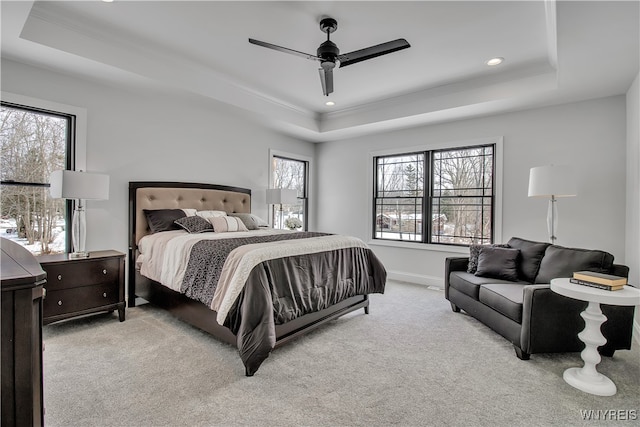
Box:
[42,281,639,427]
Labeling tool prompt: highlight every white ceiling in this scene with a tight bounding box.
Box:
[1,1,638,142]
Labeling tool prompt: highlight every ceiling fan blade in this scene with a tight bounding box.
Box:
[337,38,411,67]
[318,67,334,96]
[249,38,320,61]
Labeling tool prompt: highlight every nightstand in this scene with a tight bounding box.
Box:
[37,250,125,324]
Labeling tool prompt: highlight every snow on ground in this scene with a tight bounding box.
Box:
[1,219,65,255]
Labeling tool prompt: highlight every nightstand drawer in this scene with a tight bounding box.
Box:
[43,283,119,317]
[43,258,120,291]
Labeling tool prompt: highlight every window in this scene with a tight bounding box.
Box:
[373,144,495,246]
[375,152,425,242]
[0,102,74,255]
[271,154,309,230]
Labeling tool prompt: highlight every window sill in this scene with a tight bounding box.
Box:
[367,239,469,254]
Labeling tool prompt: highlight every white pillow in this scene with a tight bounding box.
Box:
[196,210,227,220]
[250,214,269,227]
[209,216,249,232]
[181,208,197,217]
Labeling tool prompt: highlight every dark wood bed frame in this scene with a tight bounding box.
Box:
[128,181,369,351]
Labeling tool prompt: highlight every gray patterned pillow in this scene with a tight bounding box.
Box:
[174,216,214,233]
[467,243,511,273]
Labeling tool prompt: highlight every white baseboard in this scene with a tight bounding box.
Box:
[386,270,443,288]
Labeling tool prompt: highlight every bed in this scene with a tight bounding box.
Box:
[128,181,386,375]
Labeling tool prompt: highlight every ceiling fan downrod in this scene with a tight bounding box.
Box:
[317,18,339,64]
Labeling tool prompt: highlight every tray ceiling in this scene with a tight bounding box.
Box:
[1,1,638,142]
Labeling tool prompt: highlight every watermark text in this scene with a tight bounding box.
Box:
[580,409,637,421]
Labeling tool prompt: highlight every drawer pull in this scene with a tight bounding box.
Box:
[103,269,107,275]
[57,274,62,281]
[57,300,63,306]
[103,293,107,298]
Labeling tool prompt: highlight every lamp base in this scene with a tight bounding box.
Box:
[69,251,89,259]
[547,196,558,244]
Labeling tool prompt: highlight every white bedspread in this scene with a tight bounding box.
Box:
[137,229,368,324]
[139,229,292,291]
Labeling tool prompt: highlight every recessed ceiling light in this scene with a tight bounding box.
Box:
[486,57,504,66]
[325,101,335,106]
[102,0,114,3]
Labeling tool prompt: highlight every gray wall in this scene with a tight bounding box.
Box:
[2,58,635,291]
[1,59,316,255]
[316,96,629,286]
[626,72,639,288]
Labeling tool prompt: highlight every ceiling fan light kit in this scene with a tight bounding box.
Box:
[249,17,410,96]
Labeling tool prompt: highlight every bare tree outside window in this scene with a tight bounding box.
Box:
[375,153,424,241]
[271,156,308,230]
[1,104,70,255]
[432,146,493,245]
[374,144,494,246]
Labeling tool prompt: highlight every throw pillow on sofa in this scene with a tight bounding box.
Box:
[507,237,550,282]
[475,246,521,281]
[467,243,511,274]
[535,245,615,284]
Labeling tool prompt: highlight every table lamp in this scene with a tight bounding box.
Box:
[266,188,298,229]
[49,170,110,258]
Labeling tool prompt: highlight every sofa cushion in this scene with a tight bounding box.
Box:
[475,247,520,281]
[535,245,615,284]
[507,237,550,282]
[449,271,528,301]
[467,243,510,273]
[479,283,526,323]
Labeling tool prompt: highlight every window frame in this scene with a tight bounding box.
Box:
[1,92,87,254]
[373,151,426,243]
[369,137,503,251]
[268,149,312,231]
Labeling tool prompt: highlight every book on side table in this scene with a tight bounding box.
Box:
[571,271,627,291]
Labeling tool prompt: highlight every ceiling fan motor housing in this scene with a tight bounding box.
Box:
[318,40,339,62]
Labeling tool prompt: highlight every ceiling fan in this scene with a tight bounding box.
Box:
[249,17,410,96]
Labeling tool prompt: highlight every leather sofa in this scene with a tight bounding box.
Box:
[445,237,636,359]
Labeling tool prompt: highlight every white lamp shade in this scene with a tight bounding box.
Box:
[50,170,110,200]
[528,165,577,198]
[266,188,298,205]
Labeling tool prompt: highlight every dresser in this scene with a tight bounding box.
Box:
[1,238,46,427]
[37,250,125,324]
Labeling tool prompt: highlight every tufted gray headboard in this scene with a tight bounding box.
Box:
[129,181,251,248]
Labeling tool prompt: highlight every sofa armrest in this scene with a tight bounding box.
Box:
[444,257,469,299]
[445,257,469,273]
[611,263,629,278]
[520,284,634,355]
[521,285,583,354]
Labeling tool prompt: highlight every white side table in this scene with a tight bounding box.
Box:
[550,278,640,396]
